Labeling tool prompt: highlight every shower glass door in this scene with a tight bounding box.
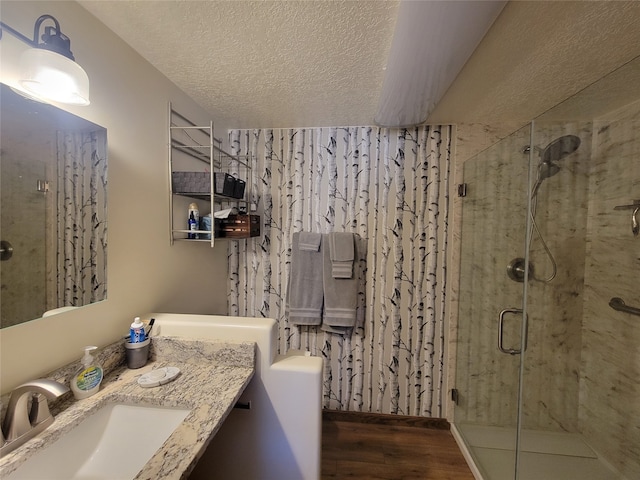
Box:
[519,80,639,478]
[454,123,533,479]
[454,55,640,480]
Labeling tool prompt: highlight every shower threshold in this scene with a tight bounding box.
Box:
[452,423,624,480]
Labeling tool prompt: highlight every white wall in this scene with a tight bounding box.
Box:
[0,1,228,392]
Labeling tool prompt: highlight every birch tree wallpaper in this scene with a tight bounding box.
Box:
[228,125,452,418]
[55,130,108,310]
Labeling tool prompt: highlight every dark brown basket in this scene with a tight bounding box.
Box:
[219,214,260,238]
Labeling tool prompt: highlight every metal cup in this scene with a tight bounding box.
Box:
[124,337,150,369]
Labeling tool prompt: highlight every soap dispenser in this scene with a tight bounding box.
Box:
[70,346,104,400]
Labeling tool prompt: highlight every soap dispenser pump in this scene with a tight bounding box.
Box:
[70,346,103,400]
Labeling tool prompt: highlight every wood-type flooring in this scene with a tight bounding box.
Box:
[322,411,475,480]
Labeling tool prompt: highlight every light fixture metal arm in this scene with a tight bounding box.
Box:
[1,15,74,59]
[0,21,38,48]
[0,14,89,105]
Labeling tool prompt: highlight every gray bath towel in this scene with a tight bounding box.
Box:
[299,232,322,251]
[328,232,354,278]
[287,232,324,325]
[322,233,358,332]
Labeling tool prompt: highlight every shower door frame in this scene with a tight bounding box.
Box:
[513,123,537,478]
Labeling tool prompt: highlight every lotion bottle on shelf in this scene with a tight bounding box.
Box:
[188,211,197,239]
[188,202,199,239]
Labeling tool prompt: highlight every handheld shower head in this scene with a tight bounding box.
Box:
[525,135,581,284]
[530,134,581,198]
[540,134,581,165]
[534,134,581,184]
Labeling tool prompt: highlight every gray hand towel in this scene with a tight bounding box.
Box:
[329,232,354,278]
[287,232,324,325]
[322,233,358,330]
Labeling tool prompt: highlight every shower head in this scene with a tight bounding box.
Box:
[540,135,581,165]
[536,134,581,181]
[530,135,581,197]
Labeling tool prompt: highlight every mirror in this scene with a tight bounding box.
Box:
[0,83,107,328]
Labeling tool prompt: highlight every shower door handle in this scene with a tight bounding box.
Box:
[498,308,527,355]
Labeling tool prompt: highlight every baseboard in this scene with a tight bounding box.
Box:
[322,409,450,430]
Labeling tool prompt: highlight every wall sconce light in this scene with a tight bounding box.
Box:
[0,14,90,105]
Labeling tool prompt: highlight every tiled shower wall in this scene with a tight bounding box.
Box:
[580,99,640,479]
[0,117,51,327]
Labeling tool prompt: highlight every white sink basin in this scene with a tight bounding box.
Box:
[6,403,191,480]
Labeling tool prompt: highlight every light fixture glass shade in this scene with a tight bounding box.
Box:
[19,48,90,106]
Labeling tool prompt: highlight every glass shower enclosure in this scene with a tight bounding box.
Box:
[453,56,640,480]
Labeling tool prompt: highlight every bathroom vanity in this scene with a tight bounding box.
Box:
[0,336,255,479]
[0,314,323,480]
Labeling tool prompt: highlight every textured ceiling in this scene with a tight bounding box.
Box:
[428,1,640,126]
[78,1,640,130]
[78,0,399,129]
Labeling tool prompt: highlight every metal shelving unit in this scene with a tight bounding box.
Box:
[168,104,252,247]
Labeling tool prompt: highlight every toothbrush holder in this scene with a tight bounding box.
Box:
[124,337,150,369]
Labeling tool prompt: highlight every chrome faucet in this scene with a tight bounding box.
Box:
[1,379,69,457]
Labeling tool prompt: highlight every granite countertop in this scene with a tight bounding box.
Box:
[0,336,255,480]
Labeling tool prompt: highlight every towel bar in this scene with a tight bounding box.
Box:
[609,297,640,317]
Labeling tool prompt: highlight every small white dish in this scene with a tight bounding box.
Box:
[137,366,180,388]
